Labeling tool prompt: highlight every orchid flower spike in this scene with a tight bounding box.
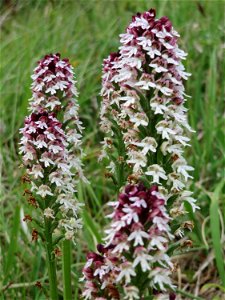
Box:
[19,53,86,242]
[82,183,177,299]
[82,8,199,299]
[99,8,198,213]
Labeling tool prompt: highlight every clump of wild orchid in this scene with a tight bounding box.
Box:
[19,53,86,299]
[82,8,198,299]
[82,183,176,299]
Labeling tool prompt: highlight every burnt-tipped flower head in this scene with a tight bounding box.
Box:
[30,53,77,111]
[19,53,86,241]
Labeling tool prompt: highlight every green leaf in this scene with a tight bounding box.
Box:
[3,205,20,282]
[200,283,225,293]
[209,180,225,286]
[176,288,204,300]
[81,210,102,245]
[85,184,101,210]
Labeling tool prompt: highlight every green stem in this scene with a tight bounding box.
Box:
[44,218,58,300]
[62,239,72,300]
[176,288,204,300]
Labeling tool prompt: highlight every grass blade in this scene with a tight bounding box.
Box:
[209,180,225,286]
[81,210,102,245]
[4,205,20,283]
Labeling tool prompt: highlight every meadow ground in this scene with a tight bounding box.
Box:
[0,0,224,299]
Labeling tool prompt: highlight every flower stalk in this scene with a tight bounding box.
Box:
[62,239,72,300]
[45,217,58,300]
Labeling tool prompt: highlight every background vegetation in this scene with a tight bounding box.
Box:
[0,0,224,299]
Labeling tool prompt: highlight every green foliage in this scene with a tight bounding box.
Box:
[0,0,224,299]
[3,206,20,282]
[209,181,225,287]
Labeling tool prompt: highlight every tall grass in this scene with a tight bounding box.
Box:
[0,0,224,299]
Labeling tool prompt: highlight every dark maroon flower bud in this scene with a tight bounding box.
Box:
[170,293,176,300]
[150,185,158,193]
[125,184,138,195]
[160,16,169,25]
[97,244,105,254]
[172,97,183,105]
[82,267,94,280]
[118,193,129,203]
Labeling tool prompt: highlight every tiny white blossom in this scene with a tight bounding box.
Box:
[156,84,173,96]
[168,173,185,191]
[40,155,54,167]
[49,144,63,154]
[34,139,48,149]
[145,164,167,184]
[116,262,136,284]
[133,249,152,272]
[149,268,175,291]
[46,85,57,95]
[122,206,139,224]
[149,63,168,73]
[44,131,56,141]
[153,216,170,232]
[124,286,139,300]
[161,142,183,156]
[179,191,199,212]
[130,197,147,208]
[49,172,64,187]
[156,121,176,140]
[112,241,130,254]
[44,207,55,219]
[128,228,149,246]
[55,81,68,91]
[130,113,148,127]
[93,265,108,280]
[29,164,44,179]
[172,158,194,181]
[43,74,56,82]
[127,151,147,172]
[46,98,61,110]
[148,235,168,251]
[36,185,53,198]
[150,99,168,115]
[65,230,74,240]
[135,80,156,90]
[36,120,48,129]
[132,137,157,155]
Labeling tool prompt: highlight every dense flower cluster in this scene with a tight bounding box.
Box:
[19,53,85,239]
[100,9,198,214]
[29,53,85,180]
[82,183,176,299]
[30,53,77,114]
